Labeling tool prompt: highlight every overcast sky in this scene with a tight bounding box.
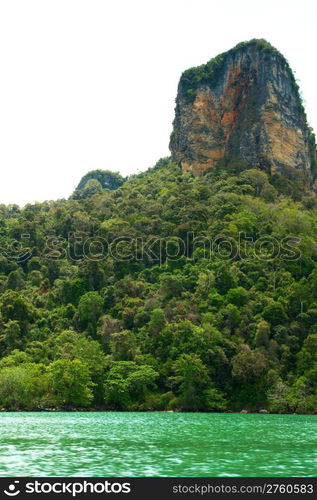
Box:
[0,0,316,206]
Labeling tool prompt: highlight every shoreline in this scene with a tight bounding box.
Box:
[0,408,316,415]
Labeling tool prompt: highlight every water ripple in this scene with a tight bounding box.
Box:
[0,412,316,477]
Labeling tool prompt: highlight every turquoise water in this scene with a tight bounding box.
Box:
[0,412,316,477]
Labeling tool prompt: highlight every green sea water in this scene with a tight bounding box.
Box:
[0,412,316,477]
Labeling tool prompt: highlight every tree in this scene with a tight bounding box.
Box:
[196,271,216,298]
[60,278,88,306]
[267,376,316,414]
[1,320,22,354]
[222,304,241,332]
[255,320,270,348]
[0,364,47,409]
[0,290,36,333]
[74,169,125,198]
[52,330,107,378]
[104,361,158,409]
[215,268,237,295]
[109,330,136,361]
[7,269,26,291]
[97,314,122,351]
[47,359,94,407]
[29,270,43,286]
[148,308,165,334]
[231,345,267,382]
[262,301,287,326]
[77,292,104,334]
[297,334,317,373]
[226,287,248,306]
[171,353,213,410]
[80,179,103,198]
[238,168,268,196]
[160,274,185,300]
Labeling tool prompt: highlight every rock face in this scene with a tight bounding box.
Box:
[170,39,314,182]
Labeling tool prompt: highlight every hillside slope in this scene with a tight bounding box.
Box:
[0,162,316,412]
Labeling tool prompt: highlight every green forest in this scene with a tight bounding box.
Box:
[0,160,317,413]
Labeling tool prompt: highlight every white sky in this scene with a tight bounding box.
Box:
[0,0,316,206]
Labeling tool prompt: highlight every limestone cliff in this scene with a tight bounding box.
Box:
[170,39,314,183]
